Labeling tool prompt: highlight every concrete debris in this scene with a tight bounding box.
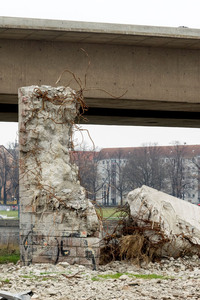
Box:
[0,290,32,300]
[0,258,200,299]
[127,185,200,258]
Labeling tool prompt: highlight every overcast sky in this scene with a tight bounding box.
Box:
[1,0,200,28]
[1,0,200,148]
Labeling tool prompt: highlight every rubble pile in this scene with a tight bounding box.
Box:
[0,257,200,299]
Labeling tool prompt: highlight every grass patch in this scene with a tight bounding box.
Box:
[21,275,34,279]
[92,273,125,280]
[96,207,121,220]
[0,253,20,264]
[20,274,50,281]
[0,278,11,287]
[0,249,20,264]
[41,277,50,281]
[20,271,73,282]
[40,272,53,275]
[91,273,171,281]
[0,210,19,219]
[91,277,100,281]
[39,271,72,276]
[1,278,10,284]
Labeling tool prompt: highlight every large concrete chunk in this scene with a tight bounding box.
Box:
[127,185,200,258]
[18,86,100,269]
[0,290,32,300]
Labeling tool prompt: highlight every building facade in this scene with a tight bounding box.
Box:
[94,145,200,206]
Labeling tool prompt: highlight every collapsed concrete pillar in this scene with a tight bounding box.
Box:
[18,86,100,269]
[127,185,200,258]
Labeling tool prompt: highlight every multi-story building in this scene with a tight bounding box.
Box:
[94,145,200,206]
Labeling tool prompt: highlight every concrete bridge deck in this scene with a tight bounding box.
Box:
[1,17,200,127]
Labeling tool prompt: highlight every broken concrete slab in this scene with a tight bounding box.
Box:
[0,290,32,300]
[127,185,200,258]
[18,86,101,269]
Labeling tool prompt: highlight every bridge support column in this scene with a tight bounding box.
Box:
[18,85,100,269]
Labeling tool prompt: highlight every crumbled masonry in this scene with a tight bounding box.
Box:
[127,185,200,258]
[18,85,100,269]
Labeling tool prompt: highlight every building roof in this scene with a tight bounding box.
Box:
[70,150,98,162]
[99,145,200,159]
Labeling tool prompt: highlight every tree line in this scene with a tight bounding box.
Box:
[0,141,199,206]
[0,142,19,204]
[72,143,199,205]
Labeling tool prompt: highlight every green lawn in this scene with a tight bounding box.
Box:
[0,208,123,220]
[0,208,125,221]
[0,248,20,264]
[0,252,20,264]
[96,207,122,220]
[0,210,19,219]
[0,208,120,220]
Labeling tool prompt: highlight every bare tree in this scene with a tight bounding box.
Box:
[125,144,166,191]
[71,143,200,206]
[100,159,112,206]
[7,141,19,203]
[97,148,130,206]
[109,149,130,206]
[70,149,104,202]
[0,146,14,204]
[191,155,200,203]
[164,142,192,199]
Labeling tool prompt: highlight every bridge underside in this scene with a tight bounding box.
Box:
[1,95,200,127]
[1,18,200,127]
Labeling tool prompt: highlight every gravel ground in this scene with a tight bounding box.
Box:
[0,256,200,300]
